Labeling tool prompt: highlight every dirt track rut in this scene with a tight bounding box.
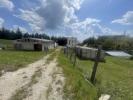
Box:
[0,54,65,100]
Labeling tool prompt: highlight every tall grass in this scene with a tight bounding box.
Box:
[57,50,97,100]
[58,49,133,100]
[77,56,133,100]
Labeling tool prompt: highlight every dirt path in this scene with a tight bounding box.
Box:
[0,54,65,100]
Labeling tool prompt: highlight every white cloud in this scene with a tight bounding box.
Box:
[15,0,83,32]
[15,9,45,32]
[13,25,28,33]
[112,11,133,25]
[14,0,122,41]
[0,17,4,27]
[64,18,118,41]
[0,0,14,11]
[66,0,84,10]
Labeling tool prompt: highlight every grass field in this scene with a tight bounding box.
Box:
[0,39,13,49]
[0,50,46,76]
[58,49,133,100]
[57,50,97,100]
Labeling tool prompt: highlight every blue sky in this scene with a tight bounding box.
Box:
[0,0,133,41]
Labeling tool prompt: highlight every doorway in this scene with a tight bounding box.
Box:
[34,44,42,51]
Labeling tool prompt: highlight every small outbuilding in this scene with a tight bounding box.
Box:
[14,38,56,51]
[76,46,105,60]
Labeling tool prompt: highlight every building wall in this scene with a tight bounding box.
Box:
[14,38,56,51]
[67,37,77,47]
[42,42,55,50]
[76,46,105,60]
[22,42,34,50]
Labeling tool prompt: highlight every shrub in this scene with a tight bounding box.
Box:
[130,56,133,60]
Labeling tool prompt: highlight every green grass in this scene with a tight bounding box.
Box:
[0,50,46,75]
[57,50,97,100]
[0,39,13,49]
[46,50,57,64]
[76,56,133,100]
[58,49,133,100]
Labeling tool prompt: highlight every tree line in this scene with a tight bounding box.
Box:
[0,27,67,46]
[1,27,133,50]
[82,35,133,51]
[0,27,50,40]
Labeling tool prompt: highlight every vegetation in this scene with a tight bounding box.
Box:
[57,50,97,100]
[58,49,133,100]
[0,39,13,49]
[0,27,67,46]
[0,27,50,40]
[51,36,67,46]
[130,56,133,60]
[46,50,57,64]
[77,56,133,100]
[83,35,133,51]
[0,50,46,76]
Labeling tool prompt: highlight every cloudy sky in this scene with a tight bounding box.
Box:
[0,0,133,41]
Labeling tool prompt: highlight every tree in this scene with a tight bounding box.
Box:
[15,28,23,39]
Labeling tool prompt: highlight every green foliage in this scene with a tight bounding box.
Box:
[51,36,67,46]
[0,27,50,40]
[83,35,133,51]
[130,56,133,60]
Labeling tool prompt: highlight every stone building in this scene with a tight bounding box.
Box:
[76,46,105,60]
[67,37,77,47]
[14,38,56,51]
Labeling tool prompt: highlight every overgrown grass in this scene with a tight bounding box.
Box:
[0,50,46,75]
[57,50,97,100]
[76,56,133,99]
[58,49,133,100]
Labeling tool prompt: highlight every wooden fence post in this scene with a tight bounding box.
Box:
[73,46,77,67]
[90,45,102,84]
[70,48,73,61]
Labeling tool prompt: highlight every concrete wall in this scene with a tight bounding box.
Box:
[42,42,55,50]
[22,43,34,50]
[76,46,105,60]
[14,41,55,51]
[64,46,105,60]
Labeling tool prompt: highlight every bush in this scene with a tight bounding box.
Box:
[130,56,133,60]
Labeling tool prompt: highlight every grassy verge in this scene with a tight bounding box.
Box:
[0,50,47,76]
[57,50,97,100]
[57,49,133,100]
[76,56,133,100]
